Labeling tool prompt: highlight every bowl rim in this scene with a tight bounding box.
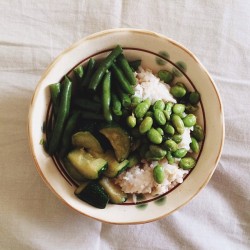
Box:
[28,28,225,224]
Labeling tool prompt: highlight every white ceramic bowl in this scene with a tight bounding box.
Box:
[28,28,224,224]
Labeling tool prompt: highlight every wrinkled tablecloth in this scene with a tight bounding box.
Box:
[0,0,249,249]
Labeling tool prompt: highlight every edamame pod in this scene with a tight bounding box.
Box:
[172,148,187,158]
[154,109,166,125]
[163,139,178,152]
[134,99,151,119]
[191,124,204,142]
[147,128,162,144]
[171,114,185,134]
[164,102,174,121]
[153,165,165,184]
[139,117,153,134]
[183,114,196,127]
[157,70,174,84]
[170,84,186,98]
[172,104,185,115]
[127,115,136,128]
[164,123,175,136]
[166,151,175,164]
[149,145,167,158]
[153,100,165,111]
[189,91,200,105]
[190,137,199,153]
[179,157,196,169]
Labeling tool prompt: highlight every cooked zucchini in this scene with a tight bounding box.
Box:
[99,177,127,204]
[102,150,129,178]
[72,131,104,155]
[99,126,130,162]
[67,149,107,180]
[75,181,109,209]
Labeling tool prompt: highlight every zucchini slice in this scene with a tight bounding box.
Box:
[75,181,109,209]
[99,126,130,162]
[67,149,107,180]
[99,177,127,204]
[102,150,129,178]
[72,131,104,155]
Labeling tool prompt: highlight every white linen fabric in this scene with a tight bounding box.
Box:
[0,0,249,249]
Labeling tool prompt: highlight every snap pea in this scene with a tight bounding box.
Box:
[156,127,164,136]
[111,93,122,116]
[179,157,196,169]
[172,134,182,144]
[49,83,61,116]
[127,115,136,128]
[166,151,175,164]
[153,164,165,184]
[117,54,137,85]
[157,70,174,84]
[171,114,185,134]
[60,111,80,156]
[191,124,204,142]
[154,109,166,125]
[116,88,131,107]
[163,102,174,121]
[129,60,141,71]
[164,123,175,136]
[172,148,187,158]
[134,99,151,119]
[183,114,196,127]
[74,65,84,84]
[189,91,200,105]
[81,58,95,87]
[163,139,178,152]
[131,96,141,107]
[153,100,165,111]
[170,84,187,98]
[147,128,162,144]
[149,145,167,158]
[74,98,101,112]
[111,63,135,95]
[102,71,112,122]
[48,76,72,155]
[89,45,123,91]
[172,104,185,115]
[139,116,153,134]
[190,137,199,153]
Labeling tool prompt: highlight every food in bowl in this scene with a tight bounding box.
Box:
[43,45,204,209]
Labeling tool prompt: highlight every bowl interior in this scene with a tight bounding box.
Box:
[29,29,224,224]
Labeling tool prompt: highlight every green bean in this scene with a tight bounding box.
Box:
[74,65,84,83]
[131,96,141,107]
[111,63,135,95]
[60,112,80,156]
[147,128,162,144]
[190,137,199,153]
[127,115,136,128]
[179,157,196,169]
[157,70,174,84]
[171,114,185,134]
[189,91,200,105]
[102,71,112,122]
[172,148,187,158]
[116,88,131,107]
[111,93,122,116]
[156,127,164,136]
[166,151,175,164]
[139,116,153,134]
[183,114,196,127]
[149,145,167,158]
[170,84,187,98]
[163,102,174,121]
[129,60,141,71]
[134,99,151,119]
[153,165,165,184]
[48,77,72,155]
[74,98,101,112]
[172,134,182,144]
[117,54,137,85]
[163,139,178,152]
[154,109,166,125]
[191,124,204,142]
[164,123,175,136]
[89,45,123,91]
[81,58,95,87]
[172,104,185,115]
[81,111,104,120]
[127,153,140,168]
[49,83,61,116]
[153,100,165,111]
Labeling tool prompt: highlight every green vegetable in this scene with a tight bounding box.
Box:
[145,111,153,118]
[172,148,187,158]
[166,151,175,164]
[153,165,165,184]
[153,100,165,111]
[139,116,153,134]
[156,127,164,136]
[171,114,185,134]
[48,77,72,155]
[189,91,200,105]
[63,158,86,182]
[129,60,141,71]
[170,84,187,98]
[163,139,178,152]
[49,83,61,116]
[157,70,174,84]
[134,98,151,119]
[164,123,175,136]
[131,96,142,107]
[149,145,167,158]
[117,54,137,85]
[127,153,140,168]
[111,93,122,116]
[75,182,109,209]
[183,114,196,127]
[163,102,174,121]
[172,134,182,144]
[102,71,112,122]
[74,65,84,84]
[179,157,196,169]
[89,45,123,91]
[80,111,104,120]
[147,128,162,144]
[185,104,199,114]
[81,58,95,87]
[111,63,135,95]
[172,104,185,115]
[74,98,101,112]
[99,177,127,203]
[191,124,204,142]
[154,109,166,125]
[190,137,199,153]
[127,115,136,128]
[117,88,131,107]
